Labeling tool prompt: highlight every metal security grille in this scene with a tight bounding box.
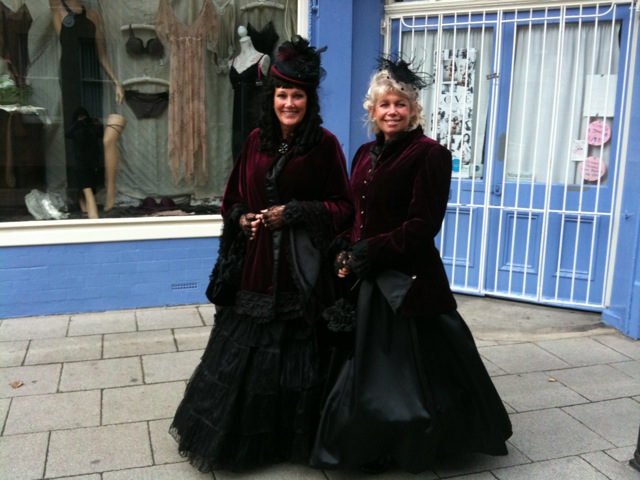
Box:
[384,1,638,310]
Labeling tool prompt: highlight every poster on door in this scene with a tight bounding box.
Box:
[435,48,477,178]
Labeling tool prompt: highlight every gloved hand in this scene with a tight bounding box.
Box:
[260,205,287,230]
[334,250,352,278]
[239,213,259,239]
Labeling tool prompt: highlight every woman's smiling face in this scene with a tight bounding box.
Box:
[274,87,308,138]
[369,92,413,140]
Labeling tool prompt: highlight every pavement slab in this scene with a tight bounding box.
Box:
[0,363,61,398]
[102,382,184,425]
[0,431,49,479]
[0,315,69,341]
[60,357,143,392]
[580,451,640,480]
[46,423,152,478]
[0,340,28,367]
[103,329,177,358]
[492,456,608,480]
[174,325,212,351]
[508,408,613,461]
[548,364,640,402]
[25,335,102,365]
[591,334,640,360]
[102,462,213,479]
[475,342,571,374]
[141,350,203,383]
[197,304,216,326]
[432,447,531,478]
[148,418,188,465]
[68,311,136,336]
[563,397,640,447]
[136,306,204,331]
[535,337,633,367]
[216,463,327,479]
[492,371,589,412]
[4,390,100,435]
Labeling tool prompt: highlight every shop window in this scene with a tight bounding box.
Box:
[0,0,297,222]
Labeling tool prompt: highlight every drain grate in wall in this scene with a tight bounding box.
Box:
[171,282,199,291]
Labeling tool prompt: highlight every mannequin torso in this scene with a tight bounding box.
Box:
[231,26,269,75]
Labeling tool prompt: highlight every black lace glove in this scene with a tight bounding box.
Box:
[239,213,258,238]
[334,250,351,275]
[260,205,287,230]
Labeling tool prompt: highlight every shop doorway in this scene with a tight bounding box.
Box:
[385,1,636,310]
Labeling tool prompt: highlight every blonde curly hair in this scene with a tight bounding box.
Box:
[363,70,426,135]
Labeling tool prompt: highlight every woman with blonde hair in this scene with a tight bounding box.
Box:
[311,57,512,474]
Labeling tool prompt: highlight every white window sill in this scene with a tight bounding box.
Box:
[0,215,223,247]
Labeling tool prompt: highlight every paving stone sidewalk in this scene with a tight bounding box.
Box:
[1,296,639,479]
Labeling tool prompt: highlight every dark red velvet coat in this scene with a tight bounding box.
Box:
[221,128,353,320]
[349,127,457,317]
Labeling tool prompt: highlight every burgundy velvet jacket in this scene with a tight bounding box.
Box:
[349,127,457,317]
[221,128,353,321]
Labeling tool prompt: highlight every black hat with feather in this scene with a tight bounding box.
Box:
[270,36,327,87]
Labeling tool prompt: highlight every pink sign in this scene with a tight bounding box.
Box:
[587,120,611,146]
[580,156,607,182]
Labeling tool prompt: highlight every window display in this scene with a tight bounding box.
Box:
[0,0,297,222]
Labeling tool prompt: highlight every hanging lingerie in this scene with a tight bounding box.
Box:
[247,21,279,57]
[125,25,164,59]
[124,89,169,119]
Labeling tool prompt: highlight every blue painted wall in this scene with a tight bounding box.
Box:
[0,238,218,318]
[601,29,640,339]
[311,0,384,166]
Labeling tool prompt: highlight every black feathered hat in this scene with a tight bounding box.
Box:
[376,54,432,92]
[270,36,327,87]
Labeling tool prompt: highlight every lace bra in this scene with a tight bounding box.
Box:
[125,25,164,59]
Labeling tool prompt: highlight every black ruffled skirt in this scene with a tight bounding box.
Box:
[169,304,327,472]
[310,278,513,474]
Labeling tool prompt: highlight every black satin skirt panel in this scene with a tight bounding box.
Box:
[311,279,512,473]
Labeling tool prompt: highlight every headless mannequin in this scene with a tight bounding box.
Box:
[49,0,123,104]
[50,0,124,217]
[229,26,269,159]
[231,26,269,75]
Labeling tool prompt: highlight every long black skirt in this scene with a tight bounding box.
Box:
[169,305,327,472]
[310,278,513,474]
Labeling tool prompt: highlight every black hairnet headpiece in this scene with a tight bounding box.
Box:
[376,55,430,91]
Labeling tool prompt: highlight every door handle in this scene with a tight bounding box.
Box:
[492,184,502,196]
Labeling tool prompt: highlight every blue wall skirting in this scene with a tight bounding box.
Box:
[0,238,219,318]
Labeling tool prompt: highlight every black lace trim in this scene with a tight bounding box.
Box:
[234,290,304,323]
[283,200,305,225]
[293,200,333,255]
[228,203,249,224]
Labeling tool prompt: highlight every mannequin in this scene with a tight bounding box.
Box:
[229,26,269,160]
[103,113,126,212]
[64,106,103,219]
[231,25,269,75]
[49,0,124,106]
[50,0,124,215]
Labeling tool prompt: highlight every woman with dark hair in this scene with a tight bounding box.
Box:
[311,57,512,474]
[169,36,353,473]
